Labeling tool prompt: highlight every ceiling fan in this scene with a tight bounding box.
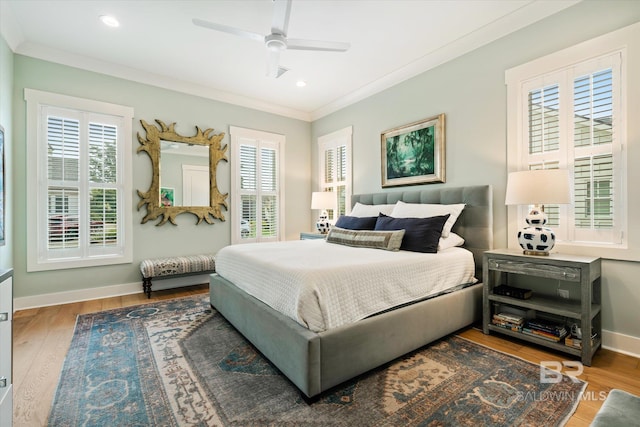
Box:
[193,0,350,78]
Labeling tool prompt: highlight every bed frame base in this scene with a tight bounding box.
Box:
[210,184,492,398]
[210,273,482,398]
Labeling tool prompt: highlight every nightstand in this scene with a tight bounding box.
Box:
[483,249,601,366]
[300,232,326,240]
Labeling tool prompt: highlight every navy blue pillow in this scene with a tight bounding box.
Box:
[374,213,450,253]
[335,215,378,230]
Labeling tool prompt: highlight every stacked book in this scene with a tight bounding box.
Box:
[493,284,533,299]
[523,319,567,342]
[492,312,524,332]
[566,331,598,349]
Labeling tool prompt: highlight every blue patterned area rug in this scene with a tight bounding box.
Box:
[48,295,586,426]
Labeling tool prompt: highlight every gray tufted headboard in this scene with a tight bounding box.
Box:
[351,185,493,278]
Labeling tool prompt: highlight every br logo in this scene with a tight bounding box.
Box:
[540,361,584,383]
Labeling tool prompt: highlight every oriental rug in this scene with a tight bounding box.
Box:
[48,295,586,426]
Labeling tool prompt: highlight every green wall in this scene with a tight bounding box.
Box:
[11,56,311,298]
[311,1,640,342]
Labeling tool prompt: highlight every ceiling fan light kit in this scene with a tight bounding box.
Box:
[193,0,350,78]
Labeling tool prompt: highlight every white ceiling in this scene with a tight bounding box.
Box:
[1,0,579,121]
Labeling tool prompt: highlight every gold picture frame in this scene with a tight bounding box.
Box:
[381,114,445,187]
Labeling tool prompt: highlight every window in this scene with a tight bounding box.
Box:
[25,89,133,271]
[230,126,285,244]
[318,126,352,221]
[505,24,637,260]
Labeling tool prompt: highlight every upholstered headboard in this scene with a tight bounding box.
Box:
[351,185,493,278]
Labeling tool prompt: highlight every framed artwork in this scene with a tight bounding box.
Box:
[160,187,175,207]
[381,113,445,187]
[0,125,4,246]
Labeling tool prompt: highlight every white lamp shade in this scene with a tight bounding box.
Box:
[311,191,336,210]
[505,169,571,206]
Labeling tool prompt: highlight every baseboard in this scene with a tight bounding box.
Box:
[602,329,640,359]
[13,274,210,311]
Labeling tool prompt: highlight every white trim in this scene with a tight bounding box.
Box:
[24,88,134,271]
[602,329,640,359]
[13,275,210,311]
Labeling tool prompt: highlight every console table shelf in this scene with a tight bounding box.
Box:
[487,294,601,320]
[483,249,601,366]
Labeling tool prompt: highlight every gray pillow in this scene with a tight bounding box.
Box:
[326,227,405,251]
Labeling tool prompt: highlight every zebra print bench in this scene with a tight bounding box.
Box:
[139,254,216,298]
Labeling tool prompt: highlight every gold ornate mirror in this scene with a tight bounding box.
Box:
[136,119,228,225]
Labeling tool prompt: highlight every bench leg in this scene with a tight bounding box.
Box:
[142,277,152,298]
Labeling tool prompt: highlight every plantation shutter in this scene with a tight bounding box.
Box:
[232,126,283,243]
[520,52,622,245]
[88,122,119,247]
[260,146,278,238]
[571,67,618,242]
[47,115,80,248]
[43,106,126,261]
[239,144,257,239]
[319,127,352,220]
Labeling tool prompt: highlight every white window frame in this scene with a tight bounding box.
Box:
[318,126,352,221]
[25,89,134,271]
[505,23,640,261]
[230,126,285,245]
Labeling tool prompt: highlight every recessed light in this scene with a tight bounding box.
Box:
[99,15,120,28]
[296,80,307,87]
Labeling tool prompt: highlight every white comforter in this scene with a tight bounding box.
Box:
[215,240,476,332]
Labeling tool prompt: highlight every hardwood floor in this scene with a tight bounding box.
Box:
[12,284,640,426]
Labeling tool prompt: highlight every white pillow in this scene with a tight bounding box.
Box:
[390,201,465,237]
[350,202,396,217]
[438,232,465,251]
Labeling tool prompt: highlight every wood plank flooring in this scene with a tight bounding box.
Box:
[12,284,640,426]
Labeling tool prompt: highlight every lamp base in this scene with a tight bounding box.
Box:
[516,205,556,255]
[517,226,556,255]
[523,249,550,256]
[316,220,331,234]
[316,210,331,234]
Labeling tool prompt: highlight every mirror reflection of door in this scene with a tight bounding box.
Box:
[160,141,209,207]
[183,165,209,206]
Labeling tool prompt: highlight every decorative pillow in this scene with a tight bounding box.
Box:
[438,232,465,252]
[335,215,378,230]
[326,226,405,251]
[350,202,396,217]
[375,213,450,253]
[390,201,465,238]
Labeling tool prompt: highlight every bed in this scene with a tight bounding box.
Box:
[209,185,493,398]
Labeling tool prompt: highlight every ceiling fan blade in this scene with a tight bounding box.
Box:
[192,18,264,43]
[271,0,292,36]
[286,38,350,52]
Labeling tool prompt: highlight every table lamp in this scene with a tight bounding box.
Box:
[505,169,571,255]
[311,191,336,234]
